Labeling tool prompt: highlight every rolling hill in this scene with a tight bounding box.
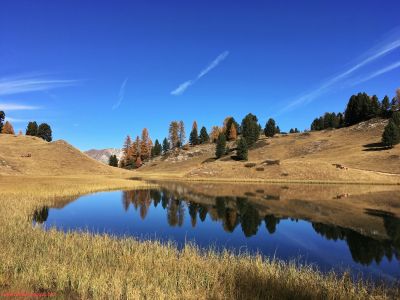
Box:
[0,134,127,176]
[137,118,400,184]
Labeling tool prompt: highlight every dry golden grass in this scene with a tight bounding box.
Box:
[0,175,398,299]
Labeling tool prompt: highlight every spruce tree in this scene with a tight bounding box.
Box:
[162,137,170,153]
[189,121,199,145]
[109,155,119,167]
[381,96,390,118]
[0,111,4,133]
[236,137,248,160]
[264,118,276,137]
[382,120,400,148]
[392,111,400,127]
[26,121,38,136]
[37,123,52,141]
[215,133,227,158]
[152,139,162,157]
[199,126,209,144]
[241,113,259,146]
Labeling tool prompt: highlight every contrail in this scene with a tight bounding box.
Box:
[112,78,129,110]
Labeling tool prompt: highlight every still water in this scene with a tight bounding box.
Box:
[33,182,400,282]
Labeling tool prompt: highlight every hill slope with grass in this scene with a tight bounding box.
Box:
[137,118,400,184]
[0,134,127,176]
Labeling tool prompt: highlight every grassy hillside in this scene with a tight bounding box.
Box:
[0,134,127,176]
[138,119,400,184]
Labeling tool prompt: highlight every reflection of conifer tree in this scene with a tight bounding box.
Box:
[188,202,199,227]
[33,207,49,224]
[167,198,179,226]
[199,205,208,222]
[223,209,239,233]
[138,190,151,220]
[178,200,185,227]
[150,190,162,207]
[161,191,169,209]
[122,191,131,211]
[239,202,261,237]
[215,197,226,218]
[264,215,280,234]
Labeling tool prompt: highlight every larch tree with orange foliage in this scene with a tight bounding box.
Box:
[140,128,152,161]
[229,123,237,140]
[1,121,15,135]
[210,126,221,143]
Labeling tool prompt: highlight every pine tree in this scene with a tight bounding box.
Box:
[294,128,299,133]
[241,113,260,146]
[382,120,400,148]
[26,121,38,136]
[199,126,209,144]
[189,121,199,145]
[152,139,162,157]
[215,133,227,158]
[162,137,170,153]
[178,120,185,147]
[236,137,248,160]
[168,121,180,148]
[371,95,381,117]
[381,96,390,118]
[0,111,4,133]
[109,155,119,167]
[1,121,14,134]
[229,123,237,140]
[392,111,400,127]
[37,123,52,141]
[223,117,239,140]
[264,118,276,137]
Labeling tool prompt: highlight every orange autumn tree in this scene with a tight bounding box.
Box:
[121,135,132,168]
[229,123,237,140]
[210,126,221,143]
[140,128,152,161]
[1,121,15,135]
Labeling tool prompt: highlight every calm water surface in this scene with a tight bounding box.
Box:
[33,182,400,282]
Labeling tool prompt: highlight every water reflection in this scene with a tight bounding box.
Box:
[33,184,400,280]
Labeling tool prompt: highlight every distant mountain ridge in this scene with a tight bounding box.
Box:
[85,148,123,165]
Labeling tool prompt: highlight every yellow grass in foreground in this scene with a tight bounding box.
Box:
[0,175,398,299]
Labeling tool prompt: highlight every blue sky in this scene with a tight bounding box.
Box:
[1,1,400,150]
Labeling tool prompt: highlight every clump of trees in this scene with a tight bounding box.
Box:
[109,155,118,167]
[25,121,53,141]
[311,91,400,131]
[120,128,153,169]
[289,128,299,133]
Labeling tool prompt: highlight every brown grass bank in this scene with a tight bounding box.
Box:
[0,175,398,299]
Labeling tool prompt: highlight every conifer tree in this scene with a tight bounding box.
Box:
[236,137,248,160]
[199,126,209,144]
[229,123,237,140]
[215,133,227,158]
[223,117,239,140]
[135,156,142,168]
[1,121,14,134]
[178,120,185,147]
[152,139,162,157]
[241,113,260,146]
[189,121,199,145]
[210,126,221,143]
[169,121,180,148]
[382,120,400,148]
[264,118,276,137]
[26,121,38,136]
[162,137,170,153]
[0,111,4,133]
[381,96,390,118]
[392,111,400,127]
[140,128,152,161]
[122,135,132,166]
[109,155,119,167]
[37,123,52,141]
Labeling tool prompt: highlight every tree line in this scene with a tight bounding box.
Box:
[0,111,52,141]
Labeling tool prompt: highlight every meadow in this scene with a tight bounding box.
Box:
[0,175,398,299]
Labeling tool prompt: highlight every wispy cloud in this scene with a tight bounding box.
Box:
[0,74,78,96]
[171,51,229,96]
[279,32,400,114]
[112,78,128,110]
[351,60,400,85]
[0,103,40,110]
